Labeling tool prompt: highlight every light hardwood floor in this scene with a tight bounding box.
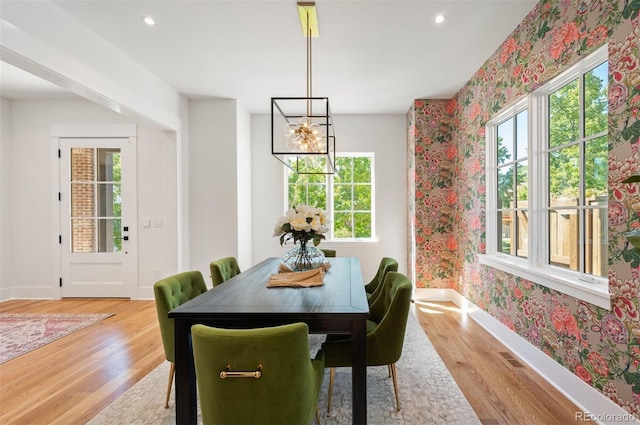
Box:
[0,298,588,424]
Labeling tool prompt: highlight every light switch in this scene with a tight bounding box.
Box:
[143,218,151,228]
[154,218,163,228]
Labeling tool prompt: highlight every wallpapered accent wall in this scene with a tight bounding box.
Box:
[409,0,640,417]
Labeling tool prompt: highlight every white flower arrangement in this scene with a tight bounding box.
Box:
[273,205,330,246]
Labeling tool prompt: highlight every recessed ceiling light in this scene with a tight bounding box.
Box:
[142,16,156,26]
[435,14,446,24]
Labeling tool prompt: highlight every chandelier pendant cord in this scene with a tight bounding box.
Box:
[306,9,312,118]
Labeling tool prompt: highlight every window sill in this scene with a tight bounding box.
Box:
[321,238,379,245]
[478,254,611,310]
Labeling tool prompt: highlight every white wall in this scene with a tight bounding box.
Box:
[0,98,10,296]
[236,103,253,268]
[0,98,178,300]
[251,114,407,283]
[188,99,245,281]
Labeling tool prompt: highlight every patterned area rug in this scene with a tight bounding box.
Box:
[0,313,114,364]
[88,310,481,425]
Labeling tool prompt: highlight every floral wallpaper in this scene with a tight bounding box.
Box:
[409,0,640,417]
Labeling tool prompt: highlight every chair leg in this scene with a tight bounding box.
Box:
[389,363,400,411]
[165,361,175,409]
[315,406,321,424]
[326,368,335,417]
[387,364,392,377]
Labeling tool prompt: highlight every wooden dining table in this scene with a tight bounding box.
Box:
[169,256,370,425]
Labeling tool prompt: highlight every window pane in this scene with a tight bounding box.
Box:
[334,184,352,211]
[288,184,306,208]
[498,210,514,254]
[353,157,371,183]
[585,135,608,199]
[334,212,352,238]
[497,165,513,209]
[585,207,607,277]
[549,79,579,148]
[71,183,94,217]
[549,146,579,202]
[354,212,372,238]
[516,210,528,258]
[353,185,371,210]
[584,62,608,137]
[516,110,528,160]
[549,209,580,272]
[516,162,528,206]
[307,172,326,184]
[307,184,326,208]
[497,118,513,165]
[335,157,352,182]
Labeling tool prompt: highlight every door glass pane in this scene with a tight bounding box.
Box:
[71,183,94,217]
[549,209,580,272]
[69,147,122,253]
[98,218,122,253]
[71,218,95,253]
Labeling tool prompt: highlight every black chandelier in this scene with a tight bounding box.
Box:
[271,1,335,175]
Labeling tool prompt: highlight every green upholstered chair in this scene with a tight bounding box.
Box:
[191,322,325,425]
[322,271,412,416]
[153,271,208,408]
[320,249,336,257]
[365,257,399,303]
[209,256,241,287]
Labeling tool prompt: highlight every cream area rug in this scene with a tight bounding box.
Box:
[88,309,481,425]
[0,313,114,364]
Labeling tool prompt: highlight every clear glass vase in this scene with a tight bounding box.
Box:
[282,240,325,272]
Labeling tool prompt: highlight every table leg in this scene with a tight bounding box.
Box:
[174,320,197,425]
[351,319,367,424]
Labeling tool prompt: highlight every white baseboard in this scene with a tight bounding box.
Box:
[413,288,638,425]
[137,286,155,300]
[0,285,58,301]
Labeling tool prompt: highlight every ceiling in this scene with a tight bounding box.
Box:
[0,0,537,115]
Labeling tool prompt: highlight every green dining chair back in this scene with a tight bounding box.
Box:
[209,256,241,287]
[191,322,325,425]
[320,249,336,257]
[365,257,399,302]
[153,270,208,408]
[322,271,412,415]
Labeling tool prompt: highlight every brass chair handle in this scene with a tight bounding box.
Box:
[219,364,262,379]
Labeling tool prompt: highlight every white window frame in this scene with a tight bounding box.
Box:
[284,152,376,242]
[480,45,611,309]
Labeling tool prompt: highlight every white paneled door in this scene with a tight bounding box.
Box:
[58,137,137,298]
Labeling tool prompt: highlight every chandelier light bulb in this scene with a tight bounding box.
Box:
[284,117,325,152]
